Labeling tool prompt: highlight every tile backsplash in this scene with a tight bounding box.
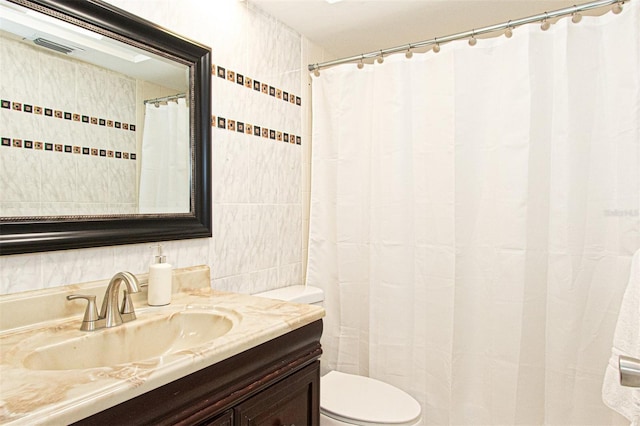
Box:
[0,0,327,295]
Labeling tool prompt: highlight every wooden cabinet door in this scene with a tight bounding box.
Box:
[235,362,320,426]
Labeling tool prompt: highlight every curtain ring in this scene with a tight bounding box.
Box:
[469,29,477,46]
[541,12,551,31]
[505,20,514,38]
[433,37,441,53]
[406,43,413,59]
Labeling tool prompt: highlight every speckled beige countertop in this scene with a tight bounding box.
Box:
[0,265,324,425]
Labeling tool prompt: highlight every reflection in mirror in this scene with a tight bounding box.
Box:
[0,0,191,216]
[0,0,211,255]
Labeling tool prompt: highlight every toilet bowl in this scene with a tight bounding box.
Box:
[321,370,422,426]
[254,285,423,426]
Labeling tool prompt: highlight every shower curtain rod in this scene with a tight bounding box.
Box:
[143,93,186,105]
[308,0,624,72]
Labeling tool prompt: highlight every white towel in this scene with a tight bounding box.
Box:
[603,248,640,424]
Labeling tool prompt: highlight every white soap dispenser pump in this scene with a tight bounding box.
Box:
[148,244,172,306]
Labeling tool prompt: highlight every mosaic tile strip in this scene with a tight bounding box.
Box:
[1,99,136,132]
[212,65,302,108]
[212,115,301,146]
[1,137,136,160]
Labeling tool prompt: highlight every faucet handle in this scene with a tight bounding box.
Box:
[119,290,137,323]
[67,294,101,330]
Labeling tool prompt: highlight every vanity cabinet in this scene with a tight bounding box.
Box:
[73,320,322,426]
[234,362,318,426]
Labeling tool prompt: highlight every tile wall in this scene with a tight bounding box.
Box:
[0,35,138,216]
[0,0,331,296]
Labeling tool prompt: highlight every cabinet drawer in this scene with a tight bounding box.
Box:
[235,361,320,426]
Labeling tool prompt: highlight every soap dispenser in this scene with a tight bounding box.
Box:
[148,244,172,306]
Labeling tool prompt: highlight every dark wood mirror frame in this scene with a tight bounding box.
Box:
[0,0,212,255]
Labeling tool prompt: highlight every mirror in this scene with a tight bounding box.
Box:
[0,0,212,255]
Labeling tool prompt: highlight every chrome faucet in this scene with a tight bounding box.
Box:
[67,271,141,331]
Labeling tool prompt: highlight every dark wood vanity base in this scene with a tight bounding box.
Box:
[73,320,322,426]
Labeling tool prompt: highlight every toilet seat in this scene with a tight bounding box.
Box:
[320,371,422,426]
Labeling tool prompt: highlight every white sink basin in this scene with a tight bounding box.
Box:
[23,308,238,370]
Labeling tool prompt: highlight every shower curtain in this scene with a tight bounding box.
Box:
[307,3,640,425]
[139,98,190,214]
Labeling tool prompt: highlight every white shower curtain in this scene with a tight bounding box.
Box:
[139,98,190,214]
[307,3,640,425]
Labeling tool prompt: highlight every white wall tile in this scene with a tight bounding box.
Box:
[0,36,40,103]
[40,55,76,111]
[213,273,249,293]
[77,156,109,203]
[40,246,117,289]
[213,204,251,279]
[0,148,40,203]
[279,261,303,287]
[250,267,279,293]
[0,253,43,294]
[76,64,109,118]
[248,141,278,204]
[249,205,279,271]
[41,153,76,203]
[278,204,302,265]
[277,144,301,204]
[213,130,249,204]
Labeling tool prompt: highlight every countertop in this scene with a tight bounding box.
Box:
[0,265,324,425]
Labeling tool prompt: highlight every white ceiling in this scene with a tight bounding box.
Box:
[249,0,603,61]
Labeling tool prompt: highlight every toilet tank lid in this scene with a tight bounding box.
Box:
[253,285,324,304]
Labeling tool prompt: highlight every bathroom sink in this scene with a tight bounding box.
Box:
[23,308,236,371]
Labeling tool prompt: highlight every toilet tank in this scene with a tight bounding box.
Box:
[254,285,324,306]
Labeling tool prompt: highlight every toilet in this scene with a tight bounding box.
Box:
[254,285,423,426]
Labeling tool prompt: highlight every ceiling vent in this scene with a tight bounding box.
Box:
[32,37,75,54]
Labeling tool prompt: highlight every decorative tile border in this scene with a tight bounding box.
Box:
[1,99,136,132]
[213,65,302,108]
[1,137,136,160]
[212,115,301,146]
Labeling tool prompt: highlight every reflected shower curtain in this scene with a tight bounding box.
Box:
[307,3,640,425]
[139,98,190,214]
